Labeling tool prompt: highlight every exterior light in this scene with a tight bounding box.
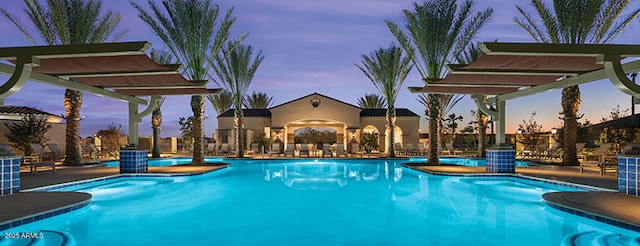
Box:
[310,97,321,107]
[516,129,523,134]
[551,128,558,134]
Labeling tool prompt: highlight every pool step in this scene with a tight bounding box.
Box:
[563,231,640,246]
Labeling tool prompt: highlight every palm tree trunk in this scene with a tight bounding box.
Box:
[235,107,245,158]
[191,95,205,165]
[151,108,161,158]
[387,107,397,158]
[63,89,82,166]
[428,94,440,165]
[561,85,581,166]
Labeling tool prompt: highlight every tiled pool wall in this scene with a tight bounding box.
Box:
[119,148,148,173]
[1,157,20,196]
[618,156,639,196]
[485,149,516,173]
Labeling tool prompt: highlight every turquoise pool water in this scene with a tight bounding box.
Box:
[408,157,530,166]
[105,157,225,167]
[105,156,528,167]
[2,159,638,245]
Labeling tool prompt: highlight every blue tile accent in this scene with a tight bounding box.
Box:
[0,157,20,196]
[618,156,640,196]
[119,148,148,174]
[485,149,516,173]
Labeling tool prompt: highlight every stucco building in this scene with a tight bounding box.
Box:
[216,93,420,154]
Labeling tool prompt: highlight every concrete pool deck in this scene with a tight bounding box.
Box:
[2,162,639,233]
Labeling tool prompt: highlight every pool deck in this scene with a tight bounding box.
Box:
[407,164,640,231]
[2,161,639,233]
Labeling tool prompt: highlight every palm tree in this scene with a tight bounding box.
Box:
[211,42,264,158]
[1,0,123,166]
[132,0,243,165]
[149,49,173,158]
[356,45,413,158]
[207,91,233,115]
[514,0,639,166]
[243,91,273,109]
[386,0,492,164]
[357,94,386,109]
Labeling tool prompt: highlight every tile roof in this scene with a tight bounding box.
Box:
[360,108,419,117]
[217,109,272,118]
[0,106,57,117]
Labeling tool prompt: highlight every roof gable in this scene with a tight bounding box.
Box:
[360,108,419,117]
[270,92,360,110]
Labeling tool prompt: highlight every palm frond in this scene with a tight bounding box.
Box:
[243,91,273,109]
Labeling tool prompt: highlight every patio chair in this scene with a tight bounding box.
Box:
[335,143,347,157]
[299,144,310,157]
[219,143,230,156]
[446,143,463,155]
[394,143,403,156]
[417,144,426,156]
[205,143,216,155]
[22,154,56,175]
[351,143,363,157]
[321,144,332,158]
[583,143,614,162]
[283,143,295,157]
[439,145,451,156]
[45,143,65,162]
[405,143,418,156]
[580,160,617,176]
[246,143,259,156]
[269,143,281,157]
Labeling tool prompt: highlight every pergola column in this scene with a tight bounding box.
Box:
[472,95,505,145]
[127,95,162,145]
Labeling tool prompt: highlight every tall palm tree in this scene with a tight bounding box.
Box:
[211,42,264,158]
[149,49,173,158]
[207,91,233,115]
[356,45,413,158]
[1,0,123,166]
[514,0,639,166]
[132,0,243,165]
[243,91,273,109]
[357,94,387,109]
[386,0,492,164]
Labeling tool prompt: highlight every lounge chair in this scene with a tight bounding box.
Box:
[580,160,617,176]
[283,143,295,157]
[351,143,363,157]
[446,143,463,155]
[269,143,281,157]
[22,147,56,175]
[583,143,614,162]
[219,143,230,156]
[46,143,65,161]
[321,144,332,158]
[205,143,216,155]
[299,144,310,157]
[335,143,347,157]
[417,144,426,156]
[246,143,259,156]
[405,143,418,156]
[394,143,403,156]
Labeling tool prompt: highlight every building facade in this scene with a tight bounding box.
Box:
[216,93,420,154]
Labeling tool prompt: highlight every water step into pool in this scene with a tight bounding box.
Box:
[0,192,92,231]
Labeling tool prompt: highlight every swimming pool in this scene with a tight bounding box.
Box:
[3,159,638,245]
[105,156,529,167]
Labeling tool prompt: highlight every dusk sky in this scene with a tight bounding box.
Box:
[0,0,639,138]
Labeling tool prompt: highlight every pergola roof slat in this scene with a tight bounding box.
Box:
[411,42,640,98]
[73,74,202,88]
[116,88,222,96]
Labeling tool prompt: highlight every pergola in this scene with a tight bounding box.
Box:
[0,42,220,145]
[410,42,640,145]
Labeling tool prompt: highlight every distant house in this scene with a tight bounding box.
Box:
[0,106,66,155]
